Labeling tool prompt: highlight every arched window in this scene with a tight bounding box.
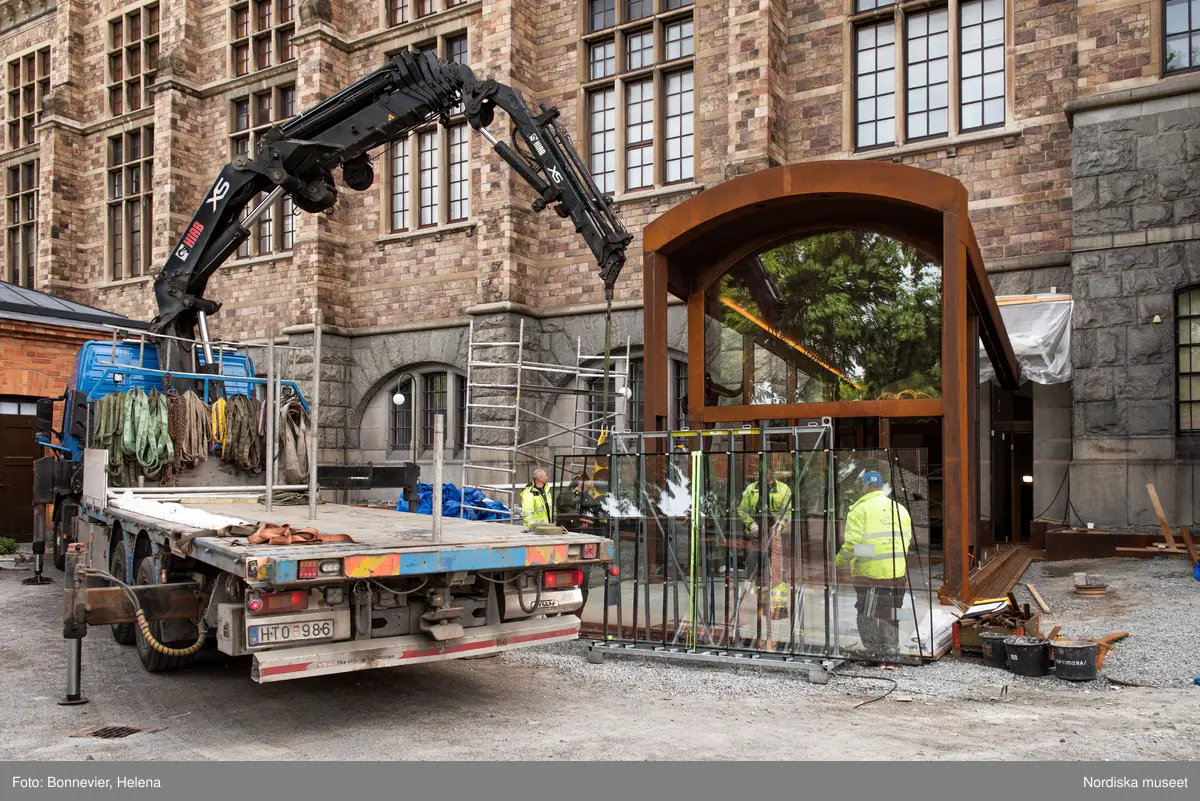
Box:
[386,365,467,457]
[1177,287,1200,432]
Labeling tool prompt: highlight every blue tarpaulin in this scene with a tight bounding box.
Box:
[396,482,511,522]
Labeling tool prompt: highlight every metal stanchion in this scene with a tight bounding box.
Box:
[433,414,444,542]
[265,328,275,513]
[308,311,322,520]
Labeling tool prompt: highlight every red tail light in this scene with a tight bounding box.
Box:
[543,569,584,589]
[247,590,309,615]
[298,560,319,579]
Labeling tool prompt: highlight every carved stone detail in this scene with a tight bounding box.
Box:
[156,45,188,78]
[299,0,332,24]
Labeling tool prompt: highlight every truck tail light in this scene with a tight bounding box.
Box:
[298,560,319,579]
[247,590,309,615]
[543,569,584,589]
[319,559,341,574]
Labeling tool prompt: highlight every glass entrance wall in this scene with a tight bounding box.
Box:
[557,425,939,662]
[703,231,944,408]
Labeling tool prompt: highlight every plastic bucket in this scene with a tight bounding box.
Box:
[979,631,1009,668]
[1004,635,1051,677]
[1053,640,1099,681]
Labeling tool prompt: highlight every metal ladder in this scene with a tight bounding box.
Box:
[459,317,632,522]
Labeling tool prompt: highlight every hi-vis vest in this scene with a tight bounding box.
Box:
[737,480,792,528]
[837,490,912,580]
[520,483,554,526]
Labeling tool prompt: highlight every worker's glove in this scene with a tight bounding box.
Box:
[749,522,759,536]
[771,521,786,538]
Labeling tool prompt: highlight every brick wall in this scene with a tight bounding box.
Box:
[0,0,1186,338]
[0,320,95,399]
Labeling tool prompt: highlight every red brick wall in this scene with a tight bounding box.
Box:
[0,320,94,401]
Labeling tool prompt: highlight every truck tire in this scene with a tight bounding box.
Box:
[133,557,198,673]
[51,502,69,571]
[109,539,135,645]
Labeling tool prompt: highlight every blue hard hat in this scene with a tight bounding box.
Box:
[861,471,883,487]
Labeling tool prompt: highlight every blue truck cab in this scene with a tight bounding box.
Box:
[59,339,259,460]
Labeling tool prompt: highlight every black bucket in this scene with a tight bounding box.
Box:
[979,631,1009,668]
[1053,640,1099,681]
[1004,635,1051,677]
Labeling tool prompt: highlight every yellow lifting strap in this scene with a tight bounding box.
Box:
[210,396,228,457]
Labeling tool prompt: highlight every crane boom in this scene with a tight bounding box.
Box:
[150,51,631,374]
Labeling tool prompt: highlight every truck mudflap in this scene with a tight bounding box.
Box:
[249,616,580,683]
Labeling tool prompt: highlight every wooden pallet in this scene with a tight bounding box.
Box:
[969,544,1036,601]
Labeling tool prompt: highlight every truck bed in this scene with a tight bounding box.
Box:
[109,499,611,584]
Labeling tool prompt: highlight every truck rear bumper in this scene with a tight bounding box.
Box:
[250,616,580,683]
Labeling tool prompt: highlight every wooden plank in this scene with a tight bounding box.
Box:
[1115,546,1186,556]
[1179,525,1199,566]
[1098,631,1128,645]
[1047,625,1062,640]
[1145,483,1180,552]
[1025,582,1051,614]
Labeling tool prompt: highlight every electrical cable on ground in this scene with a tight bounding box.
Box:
[834,670,900,708]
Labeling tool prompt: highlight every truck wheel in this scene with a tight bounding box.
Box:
[110,540,135,645]
[51,503,68,571]
[133,557,198,673]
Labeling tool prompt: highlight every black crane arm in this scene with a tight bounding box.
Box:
[150,51,631,373]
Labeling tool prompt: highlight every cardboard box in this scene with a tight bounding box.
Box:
[957,613,1041,652]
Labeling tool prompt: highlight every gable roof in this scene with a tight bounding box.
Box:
[0,282,148,331]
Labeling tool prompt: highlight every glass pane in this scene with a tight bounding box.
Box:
[705,232,942,406]
[1180,403,1192,431]
[1166,35,1190,71]
[983,97,1004,124]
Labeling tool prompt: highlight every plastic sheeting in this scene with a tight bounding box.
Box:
[395,482,511,522]
[980,298,1073,385]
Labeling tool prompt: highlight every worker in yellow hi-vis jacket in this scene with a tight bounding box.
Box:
[737,466,793,618]
[837,470,912,660]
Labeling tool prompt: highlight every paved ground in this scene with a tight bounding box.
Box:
[2,557,1198,761]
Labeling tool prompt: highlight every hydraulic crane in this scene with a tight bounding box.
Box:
[150,50,632,375]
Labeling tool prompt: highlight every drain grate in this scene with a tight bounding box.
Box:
[71,726,155,740]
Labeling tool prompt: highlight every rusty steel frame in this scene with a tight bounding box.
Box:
[640,161,1019,602]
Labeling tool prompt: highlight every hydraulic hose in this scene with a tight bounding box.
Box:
[85,568,208,657]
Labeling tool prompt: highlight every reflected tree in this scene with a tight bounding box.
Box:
[722,231,942,400]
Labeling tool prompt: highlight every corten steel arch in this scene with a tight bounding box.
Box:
[640,160,1019,602]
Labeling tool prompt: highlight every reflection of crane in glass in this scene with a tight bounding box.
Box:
[717,295,863,390]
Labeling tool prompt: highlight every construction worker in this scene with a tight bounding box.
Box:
[837,470,912,661]
[737,465,792,617]
[520,469,554,527]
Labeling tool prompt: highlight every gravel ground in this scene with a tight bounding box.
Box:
[3,549,1199,760]
[1009,557,1199,688]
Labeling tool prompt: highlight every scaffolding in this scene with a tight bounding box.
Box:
[458,316,631,521]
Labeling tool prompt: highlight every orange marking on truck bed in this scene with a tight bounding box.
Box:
[343,554,401,578]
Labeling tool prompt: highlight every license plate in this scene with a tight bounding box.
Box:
[248,618,334,647]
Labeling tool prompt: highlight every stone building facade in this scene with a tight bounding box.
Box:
[3,0,1199,530]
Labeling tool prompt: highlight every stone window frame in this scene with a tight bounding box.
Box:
[382,33,472,235]
[226,83,298,262]
[583,353,686,432]
[385,0,467,27]
[845,0,1015,154]
[3,160,38,288]
[229,0,296,79]
[1163,0,1200,75]
[388,364,468,457]
[106,126,155,282]
[106,3,160,118]
[4,46,50,152]
[580,0,696,198]
[1176,285,1200,432]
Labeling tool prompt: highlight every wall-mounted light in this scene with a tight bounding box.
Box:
[1022,475,1033,484]
[1152,314,1162,324]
